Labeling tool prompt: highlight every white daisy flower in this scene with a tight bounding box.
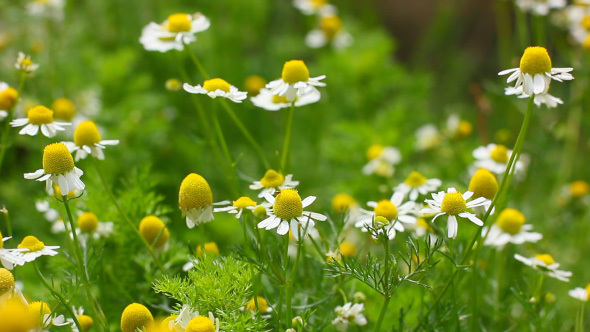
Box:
[27,0,65,20]
[505,86,564,108]
[515,0,566,15]
[362,144,401,177]
[164,304,200,331]
[569,285,590,302]
[183,78,247,103]
[10,105,70,137]
[15,52,39,74]
[305,15,353,50]
[249,169,299,198]
[564,5,590,45]
[75,212,114,242]
[67,306,93,332]
[395,171,442,201]
[179,173,228,228]
[421,188,488,239]
[184,312,220,332]
[332,302,368,331]
[24,143,85,194]
[266,60,326,102]
[483,208,542,247]
[257,189,327,240]
[415,124,441,150]
[331,193,361,226]
[63,121,119,161]
[12,236,59,264]
[0,82,19,120]
[354,192,416,240]
[35,200,59,222]
[0,236,25,270]
[472,143,525,175]
[140,13,210,52]
[498,46,573,96]
[514,253,572,281]
[446,113,473,138]
[251,88,320,111]
[214,196,271,219]
[293,0,337,15]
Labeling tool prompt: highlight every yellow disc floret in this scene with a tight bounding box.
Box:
[0,300,30,332]
[245,75,266,96]
[338,241,356,257]
[78,212,99,233]
[282,60,310,84]
[273,189,303,220]
[581,15,590,31]
[366,144,384,160]
[202,78,231,93]
[468,169,499,200]
[332,193,356,213]
[51,98,76,121]
[0,268,15,291]
[196,242,220,258]
[17,236,45,252]
[165,78,182,91]
[456,121,473,138]
[233,196,257,209]
[570,180,589,199]
[374,199,398,221]
[120,303,154,332]
[272,94,291,104]
[535,254,556,266]
[43,143,74,175]
[260,169,285,188]
[311,0,327,7]
[139,216,170,248]
[179,173,213,210]
[74,121,102,147]
[0,87,18,111]
[253,206,267,219]
[166,13,192,33]
[320,15,342,39]
[160,315,177,331]
[28,301,51,328]
[404,171,427,188]
[186,316,215,332]
[440,192,467,216]
[246,296,269,313]
[490,145,509,163]
[496,208,525,235]
[585,284,590,301]
[78,314,94,331]
[520,46,552,75]
[27,106,53,125]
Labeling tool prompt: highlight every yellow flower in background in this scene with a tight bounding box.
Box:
[24,143,85,194]
[139,216,170,248]
[51,98,76,121]
[0,82,18,120]
[184,78,247,103]
[249,169,299,198]
[15,52,39,74]
[120,303,154,332]
[10,105,70,137]
[266,60,326,102]
[140,13,210,52]
[64,120,119,161]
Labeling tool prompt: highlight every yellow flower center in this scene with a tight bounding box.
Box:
[51,98,76,121]
[456,121,473,138]
[78,315,94,331]
[519,46,552,75]
[272,94,291,104]
[320,15,342,39]
[374,199,398,221]
[0,300,29,332]
[139,216,170,248]
[0,268,15,291]
[311,0,327,8]
[0,87,18,111]
[202,78,231,93]
[19,58,33,68]
[246,296,269,313]
[74,121,102,147]
[535,254,555,266]
[245,75,266,96]
[233,196,257,209]
[490,144,509,163]
[166,13,192,33]
[273,189,303,220]
[404,171,427,188]
[43,143,75,175]
[468,169,498,200]
[570,180,590,199]
[440,192,467,215]
[338,241,356,257]
[585,284,590,300]
[0,230,2,249]
[417,218,433,232]
[120,303,154,332]
[253,205,267,219]
[27,106,54,125]
[260,169,285,188]
[186,316,215,332]
[332,193,356,213]
[17,235,45,252]
[28,301,51,328]
[161,315,177,332]
[281,60,310,84]
[179,173,213,210]
[165,78,182,91]
[496,208,525,235]
[366,144,384,160]
[77,212,99,233]
[196,242,220,258]
[581,15,590,31]
[54,184,76,198]
[584,34,590,50]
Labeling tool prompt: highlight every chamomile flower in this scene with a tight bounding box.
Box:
[354,192,416,240]
[421,188,488,239]
[249,169,299,198]
[29,303,70,332]
[139,216,169,249]
[27,0,65,20]
[515,0,566,15]
[244,75,267,96]
[394,171,442,201]
[63,121,119,161]
[51,98,76,121]
[76,212,114,241]
[140,13,210,52]
[10,105,70,137]
[331,193,361,225]
[13,236,59,263]
[24,143,85,194]
[68,306,93,332]
[293,0,336,15]
[514,253,572,281]
[415,124,441,150]
[183,78,247,103]
[332,302,367,331]
[120,303,154,332]
[251,88,320,110]
[568,180,590,200]
[214,196,269,219]
[362,144,401,177]
[164,305,199,331]
[257,189,327,240]
[266,60,326,102]
[245,297,273,316]
[569,285,590,302]
[483,208,542,247]
[15,52,39,74]
[564,5,590,45]
[467,168,498,215]
[472,143,525,175]
[446,113,473,138]
[305,15,353,50]
[0,82,19,120]
[498,46,573,96]
[505,85,563,108]
[179,173,228,228]
[185,313,220,332]
[0,234,24,270]
[182,242,220,271]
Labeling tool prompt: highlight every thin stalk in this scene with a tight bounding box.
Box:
[532,14,546,47]
[211,106,239,196]
[2,207,15,249]
[374,239,391,332]
[576,302,586,332]
[285,234,302,324]
[280,102,296,173]
[185,46,210,80]
[515,9,530,49]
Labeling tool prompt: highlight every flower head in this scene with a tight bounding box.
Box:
[185,313,220,332]
[140,13,210,52]
[472,143,525,175]
[184,78,248,103]
[306,15,353,50]
[514,253,572,281]
[13,235,59,263]
[266,60,326,102]
[24,143,85,194]
[355,192,416,240]
[569,285,590,302]
[249,169,299,198]
[293,0,336,15]
[179,173,227,228]
[51,98,76,121]
[0,82,18,120]
[64,121,119,161]
[15,52,39,74]
[515,0,566,16]
[139,216,169,248]
[120,303,154,332]
[483,208,542,247]
[10,105,70,137]
[214,196,268,219]
[246,296,272,314]
[332,302,367,331]
[395,171,442,201]
[362,145,401,177]
[251,87,320,110]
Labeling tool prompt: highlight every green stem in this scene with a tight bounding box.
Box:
[515,9,530,49]
[2,207,14,249]
[211,106,239,196]
[281,102,296,173]
[286,231,303,324]
[532,14,546,47]
[374,239,391,332]
[576,302,586,332]
[185,46,210,80]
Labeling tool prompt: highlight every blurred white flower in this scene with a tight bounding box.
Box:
[140,13,210,52]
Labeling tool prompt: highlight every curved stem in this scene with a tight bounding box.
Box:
[211,106,239,195]
[281,103,296,173]
[1,207,15,249]
[185,46,210,80]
